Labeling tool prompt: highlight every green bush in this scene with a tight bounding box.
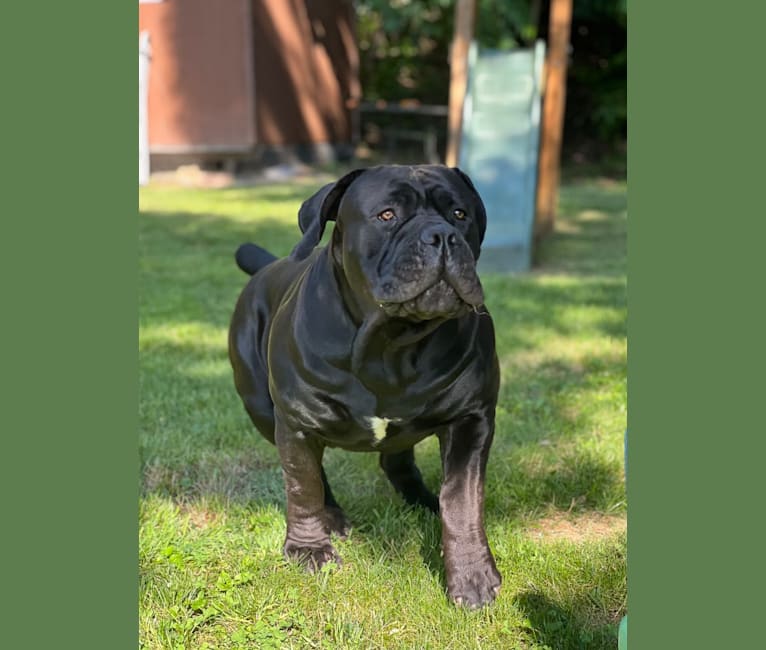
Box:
[354,0,626,152]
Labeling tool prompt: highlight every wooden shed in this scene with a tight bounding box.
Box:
[138,0,358,167]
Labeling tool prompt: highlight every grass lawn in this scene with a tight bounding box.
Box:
[139,173,627,649]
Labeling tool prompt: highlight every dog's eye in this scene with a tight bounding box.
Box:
[453,209,466,220]
[377,209,396,222]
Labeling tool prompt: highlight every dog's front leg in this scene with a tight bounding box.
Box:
[274,413,340,572]
[438,412,501,608]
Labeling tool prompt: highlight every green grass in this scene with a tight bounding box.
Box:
[139,174,627,649]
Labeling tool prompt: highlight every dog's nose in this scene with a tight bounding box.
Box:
[420,224,458,249]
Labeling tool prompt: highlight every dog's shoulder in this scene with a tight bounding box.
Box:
[235,250,320,313]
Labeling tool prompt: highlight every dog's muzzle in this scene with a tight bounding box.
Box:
[373,223,484,321]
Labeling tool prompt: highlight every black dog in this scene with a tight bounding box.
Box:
[228,165,501,608]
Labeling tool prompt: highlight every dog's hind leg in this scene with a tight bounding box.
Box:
[321,466,351,540]
[380,448,439,513]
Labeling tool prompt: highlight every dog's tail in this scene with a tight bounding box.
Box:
[235,243,278,275]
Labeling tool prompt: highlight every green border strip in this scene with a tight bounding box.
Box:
[630,2,766,647]
[3,4,137,648]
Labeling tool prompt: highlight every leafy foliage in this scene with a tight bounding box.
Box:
[354,0,626,150]
[566,0,627,146]
[355,0,536,105]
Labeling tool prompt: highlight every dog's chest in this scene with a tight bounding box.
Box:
[341,413,428,451]
[365,416,400,443]
[317,368,470,451]
[315,398,433,451]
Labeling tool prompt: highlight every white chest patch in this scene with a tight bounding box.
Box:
[367,417,393,443]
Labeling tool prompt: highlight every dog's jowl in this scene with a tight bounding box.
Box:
[228,165,501,608]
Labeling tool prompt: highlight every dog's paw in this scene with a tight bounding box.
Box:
[447,559,502,609]
[284,540,342,573]
[324,506,351,540]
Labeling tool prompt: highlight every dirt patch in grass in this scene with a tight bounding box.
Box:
[177,502,220,529]
[525,512,626,543]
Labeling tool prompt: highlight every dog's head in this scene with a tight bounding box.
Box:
[291,165,487,322]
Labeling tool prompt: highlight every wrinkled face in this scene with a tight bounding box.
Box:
[333,166,486,322]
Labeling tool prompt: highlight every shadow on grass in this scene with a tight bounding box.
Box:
[485,451,624,523]
[534,179,627,278]
[215,185,327,205]
[515,590,619,650]
[494,351,626,442]
[486,277,627,355]
[139,210,298,339]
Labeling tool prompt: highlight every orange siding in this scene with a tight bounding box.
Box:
[139,0,356,153]
[251,0,356,146]
[139,0,255,152]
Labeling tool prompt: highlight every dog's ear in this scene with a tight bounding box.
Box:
[451,167,487,247]
[290,169,367,261]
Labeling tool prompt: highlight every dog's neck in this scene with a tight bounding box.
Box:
[350,311,449,376]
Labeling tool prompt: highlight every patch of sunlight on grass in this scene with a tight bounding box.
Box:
[576,209,612,222]
[139,321,227,351]
[139,182,324,224]
[500,335,626,367]
[179,359,232,379]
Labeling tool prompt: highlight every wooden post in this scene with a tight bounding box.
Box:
[445,0,477,167]
[534,0,573,240]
